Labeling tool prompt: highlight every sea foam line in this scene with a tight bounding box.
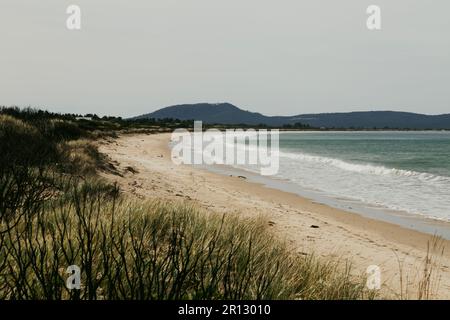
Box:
[278,150,450,183]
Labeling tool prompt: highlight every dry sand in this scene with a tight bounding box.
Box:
[99,133,450,299]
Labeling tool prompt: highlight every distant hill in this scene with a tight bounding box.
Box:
[133,103,450,129]
[133,103,282,126]
[290,111,450,129]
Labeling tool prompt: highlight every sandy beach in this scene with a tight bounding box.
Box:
[99,133,450,299]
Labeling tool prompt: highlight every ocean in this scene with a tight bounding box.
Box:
[174,129,450,236]
[271,131,450,221]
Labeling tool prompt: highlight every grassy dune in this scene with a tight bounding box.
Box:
[0,188,373,299]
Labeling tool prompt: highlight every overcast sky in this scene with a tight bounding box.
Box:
[1,0,449,117]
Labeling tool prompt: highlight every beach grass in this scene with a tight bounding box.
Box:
[0,181,374,300]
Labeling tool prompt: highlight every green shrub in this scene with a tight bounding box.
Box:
[0,115,59,167]
[40,119,84,142]
[0,115,110,222]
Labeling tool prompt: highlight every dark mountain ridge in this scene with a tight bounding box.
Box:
[133,103,450,129]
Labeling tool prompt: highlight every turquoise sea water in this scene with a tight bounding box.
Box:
[273,131,450,220]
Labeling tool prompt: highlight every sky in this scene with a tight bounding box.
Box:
[1,0,449,117]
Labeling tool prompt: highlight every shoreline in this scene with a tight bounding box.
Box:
[200,163,450,240]
[99,132,450,299]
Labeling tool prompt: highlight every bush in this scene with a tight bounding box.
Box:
[57,140,108,176]
[0,115,62,221]
[0,115,59,167]
[0,115,107,222]
[40,119,84,142]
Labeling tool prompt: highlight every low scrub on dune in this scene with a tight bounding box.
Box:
[0,115,110,222]
[0,114,59,167]
[58,140,109,176]
[0,181,374,300]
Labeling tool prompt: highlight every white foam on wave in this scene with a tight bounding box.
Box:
[188,137,450,221]
[279,150,450,183]
[272,150,450,221]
